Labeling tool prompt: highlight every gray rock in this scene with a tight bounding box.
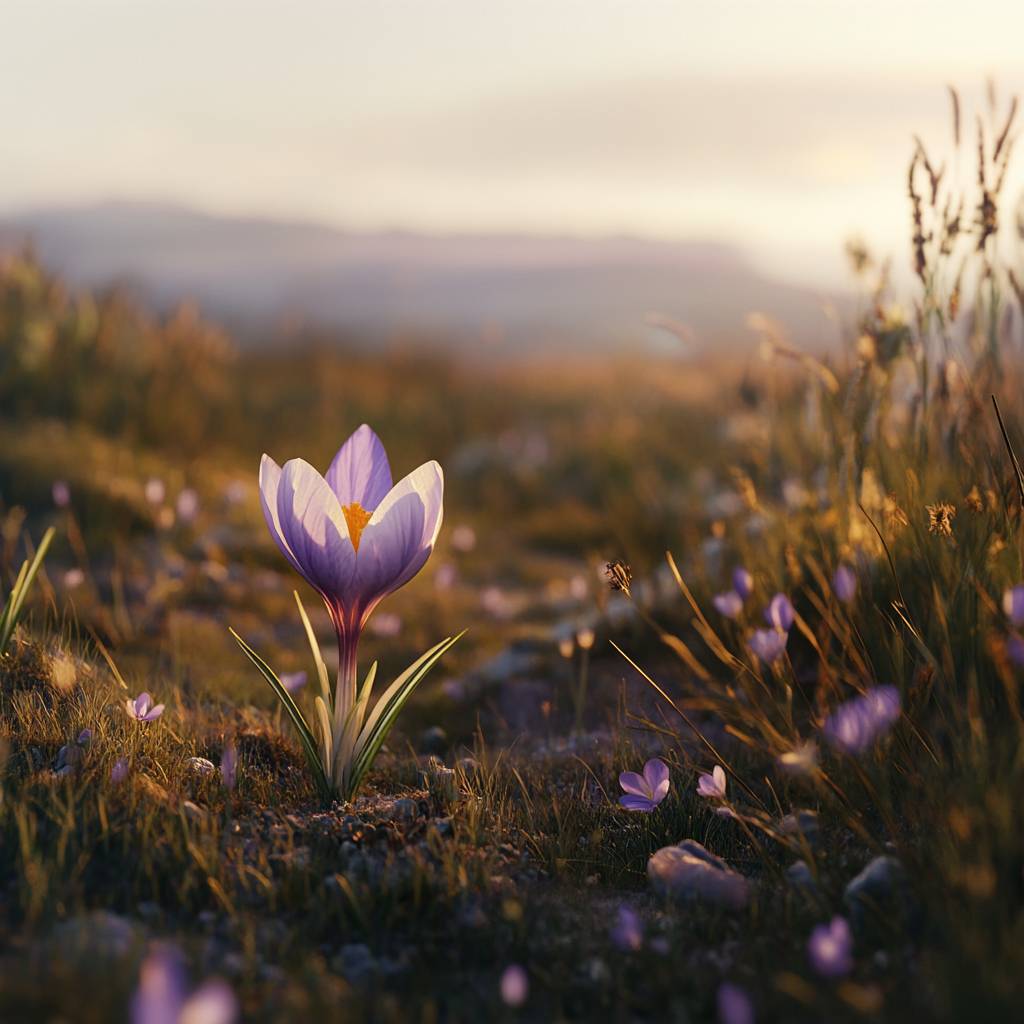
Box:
[647,839,749,909]
[53,911,141,960]
[390,797,420,821]
[785,859,818,894]
[186,756,217,776]
[843,855,913,934]
[332,942,376,983]
[418,726,448,755]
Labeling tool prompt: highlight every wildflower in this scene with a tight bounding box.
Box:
[619,757,670,812]
[823,686,900,754]
[697,765,727,800]
[220,742,237,791]
[833,565,857,603]
[144,478,166,505]
[126,692,165,723]
[76,728,93,746]
[52,480,71,508]
[964,485,984,513]
[749,628,788,665]
[926,502,956,537]
[717,982,755,1024]
[132,946,238,1024]
[111,757,130,784]
[450,524,477,552]
[434,562,457,590]
[250,423,457,799]
[576,627,596,650]
[499,964,529,1007]
[610,906,643,952]
[279,670,307,693]
[557,636,574,659]
[807,917,854,978]
[63,568,86,589]
[765,593,794,631]
[1002,585,1024,627]
[176,489,199,523]
[713,591,743,619]
[732,567,753,600]
[605,560,632,596]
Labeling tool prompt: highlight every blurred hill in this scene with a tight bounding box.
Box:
[0,201,841,354]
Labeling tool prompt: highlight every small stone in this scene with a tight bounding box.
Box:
[186,756,217,776]
[785,859,818,894]
[391,798,420,821]
[418,726,448,755]
[647,839,749,909]
[332,942,376,983]
[843,855,914,934]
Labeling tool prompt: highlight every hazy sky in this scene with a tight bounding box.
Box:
[3,0,1024,286]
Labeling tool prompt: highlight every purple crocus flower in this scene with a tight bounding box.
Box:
[732,567,754,601]
[52,480,71,508]
[280,670,308,694]
[499,964,529,1007]
[1003,585,1024,627]
[619,757,670,812]
[697,765,727,800]
[220,741,237,791]
[610,905,644,951]
[126,692,165,723]
[717,982,755,1024]
[765,593,794,631]
[176,488,200,523]
[807,917,854,978]
[132,946,237,1024]
[823,686,900,754]
[111,757,130,784]
[833,565,857,603]
[260,425,443,725]
[749,628,788,665]
[713,591,744,619]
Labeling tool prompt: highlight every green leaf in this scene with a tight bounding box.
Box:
[294,591,333,712]
[229,627,330,798]
[1,527,55,653]
[348,631,464,797]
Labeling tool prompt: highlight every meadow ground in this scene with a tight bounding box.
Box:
[2,102,1024,1023]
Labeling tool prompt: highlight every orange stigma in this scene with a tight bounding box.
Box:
[342,502,372,552]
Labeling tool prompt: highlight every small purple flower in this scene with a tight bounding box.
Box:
[132,945,237,1024]
[697,765,727,800]
[144,478,166,506]
[220,742,237,791]
[1003,585,1024,627]
[126,692,165,723]
[280,671,308,694]
[713,591,744,619]
[823,686,900,754]
[76,728,93,746]
[450,524,477,552]
[732,567,754,601]
[500,964,528,1007]
[619,757,670,812]
[717,982,755,1024]
[52,480,71,508]
[765,593,794,631]
[833,565,857,603]
[368,611,403,638]
[111,757,130,784]
[63,568,86,589]
[610,905,644,952]
[176,488,199,524]
[749,628,788,665]
[808,916,854,978]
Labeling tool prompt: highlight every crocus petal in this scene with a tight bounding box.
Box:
[276,459,356,598]
[142,704,165,722]
[712,765,726,794]
[325,424,393,510]
[258,455,306,579]
[354,461,444,611]
[180,979,238,1024]
[618,771,650,798]
[619,794,656,812]
[136,693,152,716]
[643,758,670,799]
